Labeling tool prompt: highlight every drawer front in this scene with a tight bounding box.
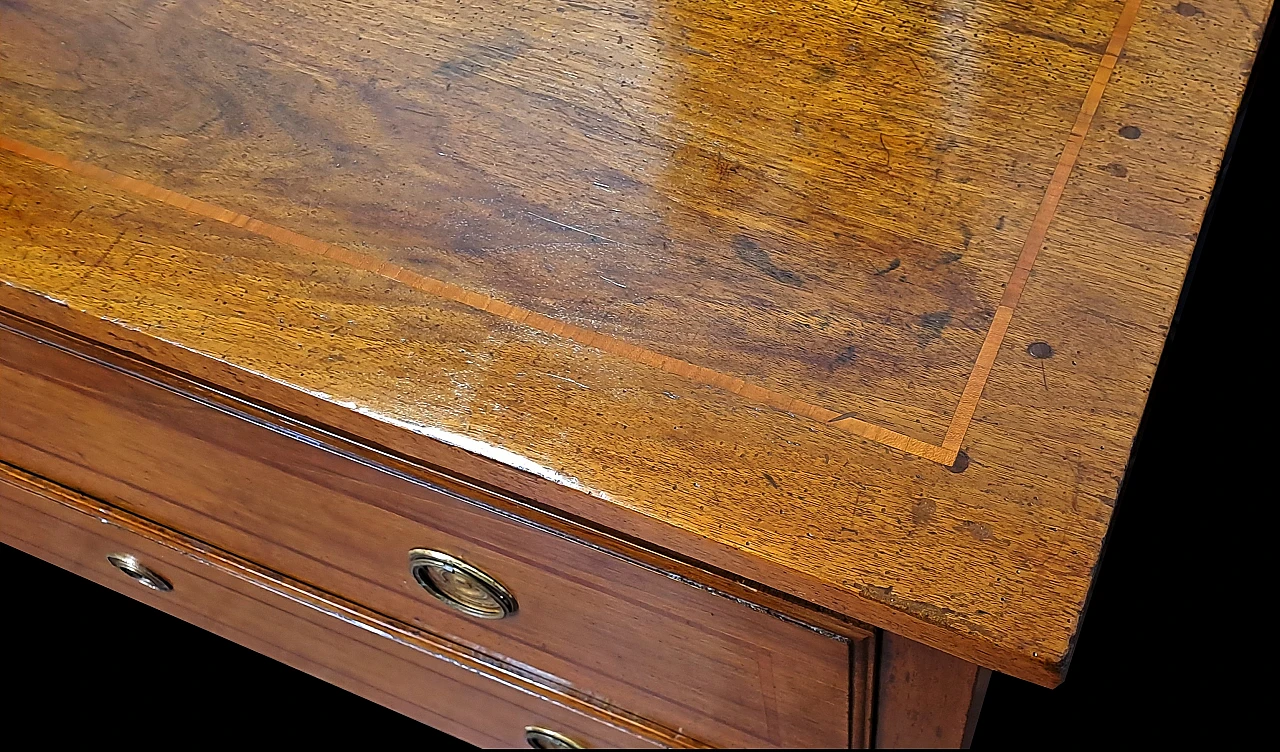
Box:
[0,316,862,748]
[0,463,678,749]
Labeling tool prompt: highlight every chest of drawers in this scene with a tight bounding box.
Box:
[0,0,1268,746]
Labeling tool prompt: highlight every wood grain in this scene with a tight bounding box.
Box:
[0,315,857,749]
[942,0,1143,454]
[0,0,1267,687]
[0,0,1144,464]
[874,633,991,749]
[0,0,1143,452]
[0,132,949,463]
[0,461,690,749]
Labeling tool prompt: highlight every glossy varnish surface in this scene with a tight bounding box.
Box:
[0,0,1161,460]
[0,0,1268,684]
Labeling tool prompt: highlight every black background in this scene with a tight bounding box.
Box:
[2,11,1273,747]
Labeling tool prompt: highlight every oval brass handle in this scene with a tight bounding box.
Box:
[524,727,584,749]
[106,553,172,592]
[408,549,517,620]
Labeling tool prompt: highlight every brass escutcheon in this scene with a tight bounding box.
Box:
[408,549,517,620]
[106,553,172,592]
[524,726,585,749]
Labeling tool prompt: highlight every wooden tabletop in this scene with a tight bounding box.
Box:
[1,0,1268,686]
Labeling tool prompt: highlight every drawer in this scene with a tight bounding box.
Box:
[0,314,865,748]
[0,462,682,749]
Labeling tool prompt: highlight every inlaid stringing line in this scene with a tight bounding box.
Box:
[0,0,1140,466]
[942,0,1143,454]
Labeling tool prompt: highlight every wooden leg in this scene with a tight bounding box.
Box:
[874,632,991,749]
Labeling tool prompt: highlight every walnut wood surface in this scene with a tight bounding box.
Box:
[0,317,858,749]
[0,462,693,749]
[0,0,1268,686]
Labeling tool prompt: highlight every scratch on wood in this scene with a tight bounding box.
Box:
[525,211,619,244]
[92,230,127,268]
[545,373,590,389]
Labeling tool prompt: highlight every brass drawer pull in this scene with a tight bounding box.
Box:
[524,726,584,749]
[106,553,172,592]
[408,549,517,620]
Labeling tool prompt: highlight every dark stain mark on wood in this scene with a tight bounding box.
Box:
[673,44,715,58]
[1102,162,1129,177]
[926,251,963,270]
[917,311,952,344]
[207,85,251,136]
[709,151,742,182]
[1027,341,1054,359]
[959,224,973,250]
[995,215,1006,230]
[437,38,528,79]
[762,472,780,489]
[948,450,971,474]
[732,236,803,287]
[827,410,860,424]
[828,345,858,370]
[1174,2,1204,16]
[873,258,901,276]
[1028,342,1053,389]
[812,62,839,83]
[911,498,936,526]
[956,520,992,540]
[1119,125,1142,139]
[998,21,1109,54]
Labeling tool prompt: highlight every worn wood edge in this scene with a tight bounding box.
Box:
[0,458,711,749]
[0,301,871,644]
[1016,0,1278,689]
[0,286,1065,686]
